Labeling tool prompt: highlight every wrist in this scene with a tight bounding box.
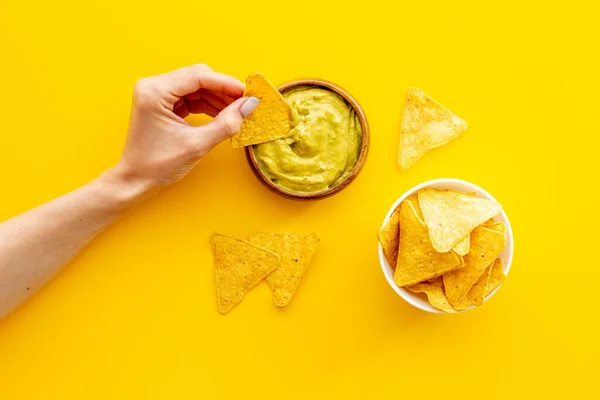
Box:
[97,165,160,211]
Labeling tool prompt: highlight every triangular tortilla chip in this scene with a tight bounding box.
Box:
[418,188,503,252]
[394,199,461,287]
[398,87,468,170]
[451,294,473,311]
[378,208,400,268]
[484,221,506,235]
[484,258,506,296]
[443,226,506,306]
[211,233,280,314]
[249,232,320,307]
[407,193,422,217]
[452,236,470,256]
[407,277,456,313]
[231,72,295,148]
[451,192,473,255]
[467,261,493,305]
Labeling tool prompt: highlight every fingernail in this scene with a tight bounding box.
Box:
[240,97,259,117]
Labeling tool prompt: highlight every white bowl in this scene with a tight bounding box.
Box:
[378,178,514,314]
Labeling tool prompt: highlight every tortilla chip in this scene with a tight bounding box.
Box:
[451,295,473,311]
[467,261,493,305]
[418,188,503,252]
[397,87,468,170]
[394,199,462,287]
[211,233,280,314]
[452,192,476,256]
[484,258,506,296]
[407,194,423,217]
[484,221,506,235]
[230,73,295,148]
[378,209,400,268]
[411,195,474,260]
[452,236,470,256]
[443,226,506,306]
[250,232,320,307]
[407,277,456,313]
[450,193,474,255]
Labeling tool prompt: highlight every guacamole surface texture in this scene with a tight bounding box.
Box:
[253,86,362,193]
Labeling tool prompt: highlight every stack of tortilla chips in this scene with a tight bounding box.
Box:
[378,189,507,312]
[211,232,320,314]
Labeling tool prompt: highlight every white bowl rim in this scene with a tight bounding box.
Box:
[378,178,514,314]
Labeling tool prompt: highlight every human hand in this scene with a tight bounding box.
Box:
[112,64,258,197]
[0,65,259,319]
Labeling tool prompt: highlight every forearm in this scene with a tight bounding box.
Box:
[0,168,151,319]
[0,64,250,320]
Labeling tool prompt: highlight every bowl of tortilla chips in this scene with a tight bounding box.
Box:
[377,178,514,313]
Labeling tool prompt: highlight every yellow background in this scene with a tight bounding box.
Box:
[0,0,597,398]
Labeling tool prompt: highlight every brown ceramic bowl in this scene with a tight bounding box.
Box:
[244,79,370,200]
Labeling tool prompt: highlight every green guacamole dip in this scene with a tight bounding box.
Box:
[253,86,362,193]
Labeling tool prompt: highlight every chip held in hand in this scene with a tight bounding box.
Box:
[230,72,296,148]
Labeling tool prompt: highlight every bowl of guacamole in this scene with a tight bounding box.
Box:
[245,79,370,200]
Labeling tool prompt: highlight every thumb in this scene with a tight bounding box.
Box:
[195,97,259,145]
